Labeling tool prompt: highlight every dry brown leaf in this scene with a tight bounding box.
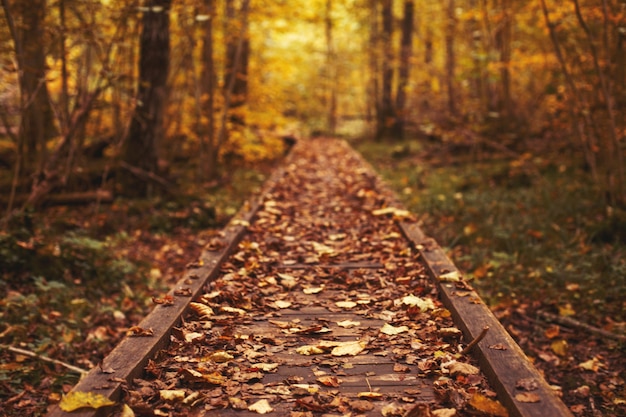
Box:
[317,375,341,387]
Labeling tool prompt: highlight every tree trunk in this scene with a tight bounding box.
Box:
[445,0,457,117]
[224,0,249,127]
[325,0,337,136]
[122,0,171,197]
[495,0,512,116]
[376,0,394,140]
[7,0,57,170]
[366,0,380,133]
[201,0,217,180]
[393,0,414,139]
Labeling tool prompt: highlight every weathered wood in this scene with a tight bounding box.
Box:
[399,230,574,417]
[45,152,295,417]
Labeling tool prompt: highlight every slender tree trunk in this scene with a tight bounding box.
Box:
[445,0,457,117]
[216,0,250,165]
[367,0,380,133]
[201,0,217,180]
[325,0,337,135]
[224,0,249,127]
[123,0,171,196]
[377,0,394,140]
[393,0,414,139]
[495,0,512,116]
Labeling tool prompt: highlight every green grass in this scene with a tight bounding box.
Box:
[356,139,626,327]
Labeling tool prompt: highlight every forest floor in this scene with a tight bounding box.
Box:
[0,134,625,417]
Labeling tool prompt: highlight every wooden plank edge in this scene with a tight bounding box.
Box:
[398,222,574,417]
[45,145,300,417]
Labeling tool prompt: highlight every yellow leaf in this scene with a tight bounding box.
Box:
[208,351,234,363]
[59,391,116,412]
[469,393,508,417]
[380,323,409,335]
[558,303,576,317]
[357,391,384,399]
[160,389,186,402]
[296,345,324,355]
[578,357,604,372]
[551,340,568,357]
[331,340,366,356]
[120,404,136,417]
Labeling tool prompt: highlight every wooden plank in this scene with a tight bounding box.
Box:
[399,226,574,417]
[45,153,297,417]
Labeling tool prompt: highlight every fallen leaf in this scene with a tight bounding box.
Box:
[126,326,154,337]
[296,345,325,355]
[544,325,560,339]
[331,340,367,356]
[551,340,568,357]
[208,351,234,363]
[469,393,508,417]
[59,391,116,412]
[438,271,461,282]
[558,303,576,317]
[380,323,410,335]
[515,392,541,403]
[447,362,480,376]
[357,391,384,399]
[401,294,435,311]
[317,375,341,387]
[335,300,358,309]
[274,300,292,309]
[152,295,175,306]
[515,378,539,391]
[221,306,247,315]
[251,363,279,372]
[248,399,274,414]
[337,319,360,328]
[433,409,457,417]
[159,389,186,402]
[303,286,324,294]
[229,397,248,410]
[578,357,604,372]
[381,402,406,416]
[189,302,214,318]
[350,399,375,411]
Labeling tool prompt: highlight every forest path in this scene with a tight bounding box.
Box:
[47,138,572,417]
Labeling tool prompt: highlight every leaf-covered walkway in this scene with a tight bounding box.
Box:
[48,139,572,417]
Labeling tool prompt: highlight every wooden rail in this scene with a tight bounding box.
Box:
[46,139,573,417]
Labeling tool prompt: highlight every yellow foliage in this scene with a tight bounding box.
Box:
[59,391,116,412]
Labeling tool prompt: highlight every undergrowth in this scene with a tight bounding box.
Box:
[356,139,626,328]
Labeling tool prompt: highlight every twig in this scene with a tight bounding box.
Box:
[461,326,489,354]
[537,310,626,343]
[1,344,88,375]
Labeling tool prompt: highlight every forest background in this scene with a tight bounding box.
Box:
[0,0,625,416]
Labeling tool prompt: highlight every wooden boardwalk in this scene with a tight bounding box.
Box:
[47,139,572,417]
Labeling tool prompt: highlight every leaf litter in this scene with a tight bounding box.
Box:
[120,139,508,416]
